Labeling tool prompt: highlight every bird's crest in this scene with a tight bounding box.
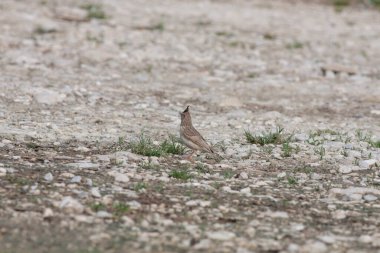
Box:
[183,105,190,113]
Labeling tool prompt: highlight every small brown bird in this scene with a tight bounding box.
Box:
[180,106,214,161]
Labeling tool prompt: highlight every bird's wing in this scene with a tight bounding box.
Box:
[184,127,214,153]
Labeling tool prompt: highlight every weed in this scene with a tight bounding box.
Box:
[356,129,372,142]
[169,169,192,181]
[263,145,274,154]
[34,25,57,35]
[160,135,185,155]
[195,163,210,174]
[134,182,146,191]
[130,133,163,157]
[263,33,276,40]
[112,203,130,217]
[314,146,326,160]
[138,161,160,170]
[281,142,299,157]
[287,176,298,185]
[371,140,380,148]
[81,4,107,19]
[294,165,313,174]
[245,126,287,146]
[129,133,185,157]
[247,72,258,78]
[332,0,349,11]
[91,203,106,212]
[223,170,234,179]
[286,41,303,49]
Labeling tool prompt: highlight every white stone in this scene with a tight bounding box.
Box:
[359,235,372,243]
[300,241,327,253]
[332,210,346,220]
[363,194,378,202]
[109,171,129,183]
[359,159,377,169]
[96,211,112,218]
[44,172,54,182]
[277,172,287,178]
[339,165,352,174]
[0,167,7,177]
[43,208,54,218]
[70,176,82,183]
[206,231,235,241]
[91,187,101,198]
[32,89,66,105]
[239,172,248,179]
[59,196,84,213]
[193,239,211,249]
[240,187,251,194]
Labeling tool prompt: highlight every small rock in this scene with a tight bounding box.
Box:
[70,176,82,183]
[240,187,251,194]
[206,231,235,241]
[193,239,211,250]
[332,210,346,220]
[295,133,309,142]
[86,178,93,186]
[109,171,129,183]
[43,208,54,219]
[59,196,84,213]
[363,194,378,202]
[0,167,7,177]
[91,187,101,198]
[96,211,112,218]
[122,216,135,226]
[359,235,372,243]
[358,159,377,169]
[277,172,287,178]
[300,241,327,253]
[89,233,111,243]
[44,172,54,182]
[238,172,249,179]
[32,89,66,105]
[339,165,352,174]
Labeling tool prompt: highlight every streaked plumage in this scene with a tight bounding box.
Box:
[180,106,214,161]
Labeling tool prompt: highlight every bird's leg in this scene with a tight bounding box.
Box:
[185,150,195,163]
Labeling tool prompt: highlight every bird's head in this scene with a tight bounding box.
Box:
[180,105,191,122]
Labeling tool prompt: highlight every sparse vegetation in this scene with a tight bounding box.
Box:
[245,126,289,146]
[81,4,107,19]
[286,41,303,49]
[134,182,146,191]
[314,146,326,160]
[222,170,234,179]
[112,203,130,217]
[282,142,300,157]
[287,176,298,185]
[129,133,185,157]
[34,25,57,35]
[169,169,192,181]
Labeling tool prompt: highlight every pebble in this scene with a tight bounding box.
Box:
[300,241,327,253]
[0,167,7,177]
[91,187,101,198]
[96,211,112,218]
[332,210,347,220]
[44,172,54,182]
[193,239,211,249]
[43,208,54,219]
[358,159,377,169]
[59,196,84,213]
[70,176,82,183]
[206,231,235,241]
[277,172,287,178]
[109,171,129,183]
[339,165,352,174]
[32,89,66,105]
[363,194,378,202]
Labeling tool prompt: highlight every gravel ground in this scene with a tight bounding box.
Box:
[0,0,380,252]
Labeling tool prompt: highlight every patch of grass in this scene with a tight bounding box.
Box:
[371,140,380,148]
[130,133,163,157]
[215,31,233,37]
[247,72,258,78]
[287,176,298,185]
[112,203,130,217]
[134,182,146,192]
[169,169,192,181]
[263,145,274,154]
[81,4,107,19]
[147,22,165,31]
[294,165,313,174]
[370,0,380,8]
[160,135,185,155]
[314,146,326,160]
[138,161,160,170]
[26,142,40,150]
[195,163,210,174]
[286,41,303,49]
[91,203,106,212]
[34,25,57,35]
[5,175,30,186]
[281,142,299,157]
[356,129,372,142]
[245,126,288,146]
[263,33,276,40]
[332,0,350,11]
[222,170,234,179]
[129,133,185,157]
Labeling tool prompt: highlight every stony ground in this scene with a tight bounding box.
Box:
[0,0,380,252]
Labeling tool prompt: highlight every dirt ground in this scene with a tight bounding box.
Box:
[0,0,379,252]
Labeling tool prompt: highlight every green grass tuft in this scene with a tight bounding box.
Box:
[160,135,186,155]
[245,126,288,146]
[169,169,192,181]
[81,4,107,19]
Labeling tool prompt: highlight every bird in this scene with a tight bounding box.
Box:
[179,105,215,161]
